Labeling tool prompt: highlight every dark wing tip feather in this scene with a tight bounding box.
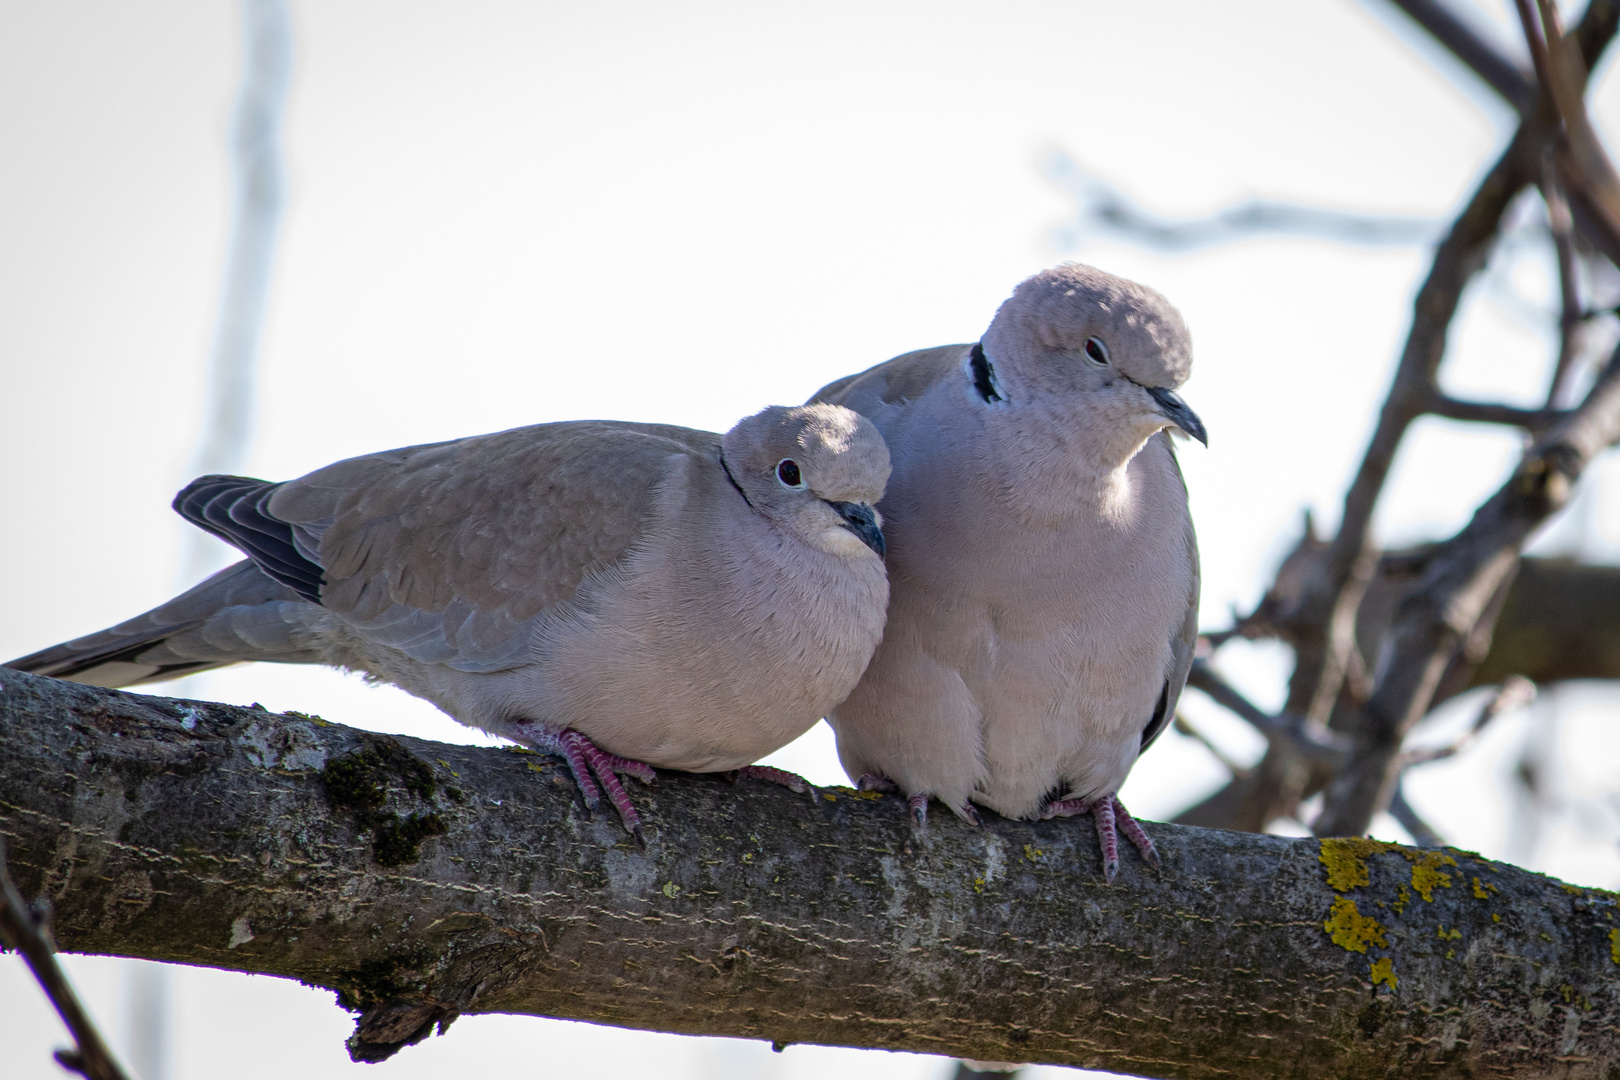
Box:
[174,475,325,604]
[1139,680,1172,752]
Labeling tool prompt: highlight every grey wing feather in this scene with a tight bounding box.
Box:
[174,475,324,602]
[4,560,317,687]
[266,421,714,673]
[809,345,972,415]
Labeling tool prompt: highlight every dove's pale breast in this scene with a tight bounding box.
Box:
[819,346,1197,818]
[508,456,891,772]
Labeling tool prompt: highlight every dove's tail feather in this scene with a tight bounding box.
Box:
[5,560,326,688]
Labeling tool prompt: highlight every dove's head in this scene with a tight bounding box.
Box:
[721,403,891,559]
[977,263,1205,466]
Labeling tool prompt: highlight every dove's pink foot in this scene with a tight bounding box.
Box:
[1041,793,1158,881]
[859,776,979,826]
[735,764,817,799]
[508,723,655,842]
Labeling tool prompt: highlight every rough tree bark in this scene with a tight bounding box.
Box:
[2,670,1618,1078]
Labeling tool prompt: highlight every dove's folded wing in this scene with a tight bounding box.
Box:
[182,421,718,673]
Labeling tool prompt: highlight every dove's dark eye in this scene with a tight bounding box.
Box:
[776,459,803,488]
[1084,336,1110,366]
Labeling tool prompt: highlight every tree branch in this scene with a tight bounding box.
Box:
[1316,345,1620,836]
[1422,393,1569,431]
[0,837,131,1080]
[2,671,1618,1078]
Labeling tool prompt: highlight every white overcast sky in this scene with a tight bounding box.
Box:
[4,2,1620,1078]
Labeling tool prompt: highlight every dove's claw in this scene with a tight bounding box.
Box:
[857,773,899,793]
[959,801,982,826]
[735,764,817,799]
[1042,793,1152,880]
[1092,796,1120,882]
[908,792,930,826]
[508,722,651,839]
[574,731,646,838]
[1112,797,1159,869]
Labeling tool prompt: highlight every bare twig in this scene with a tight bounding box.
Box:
[1388,781,1447,848]
[1400,674,1537,768]
[1387,0,1536,111]
[1522,0,1620,263]
[0,838,131,1080]
[1316,345,1620,836]
[1172,712,1253,780]
[1254,1,1620,835]
[1043,150,1436,253]
[1423,393,1569,430]
[1542,162,1585,406]
[1184,660,1349,763]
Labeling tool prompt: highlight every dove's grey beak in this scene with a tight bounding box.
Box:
[828,501,885,557]
[1147,386,1208,447]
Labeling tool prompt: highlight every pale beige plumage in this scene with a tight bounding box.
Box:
[810,263,1202,877]
[8,404,892,835]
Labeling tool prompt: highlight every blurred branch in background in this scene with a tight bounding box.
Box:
[179,0,292,585]
[0,839,131,1080]
[112,4,295,1080]
[1042,149,1438,253]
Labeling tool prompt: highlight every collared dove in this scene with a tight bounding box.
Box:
[7,404,892,841]
[809,263,1203,879]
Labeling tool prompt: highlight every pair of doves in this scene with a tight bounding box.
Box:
[8,263,1204,878]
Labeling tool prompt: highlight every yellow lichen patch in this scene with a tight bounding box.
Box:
[1492,914,1501,923]
[1319,837,1399,891]
[1324,896,1388,953]
[1023,844,1044,862]
[526,761,547,774]
[1437,926,1462,941]
[851,790,885,801]
[1409,851,1457,901]
[1370,957,1397,989]
[973,876,986,894]
[1609,927,1619,964]
[1471,876,1498,900]
[1393,885,1410,914]
[822,793,838,802]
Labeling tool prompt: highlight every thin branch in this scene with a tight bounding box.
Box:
[1184,660,1348,763]
[1400,674,1537,768]
[0,838,131,1080]
[1317,343,1620,836]
[1274,0,1620,797]
[1387,781,1446,848]
[1172,712,1252,780]
[1386,0,1536,111]
[1524,0,1620,264]
[1423,393,1569,430]
[1043,151,1436,253]
[1542,162,1585,406]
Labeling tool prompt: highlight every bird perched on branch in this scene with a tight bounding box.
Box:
[7,404,892,842]
[810,264,1203,879]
